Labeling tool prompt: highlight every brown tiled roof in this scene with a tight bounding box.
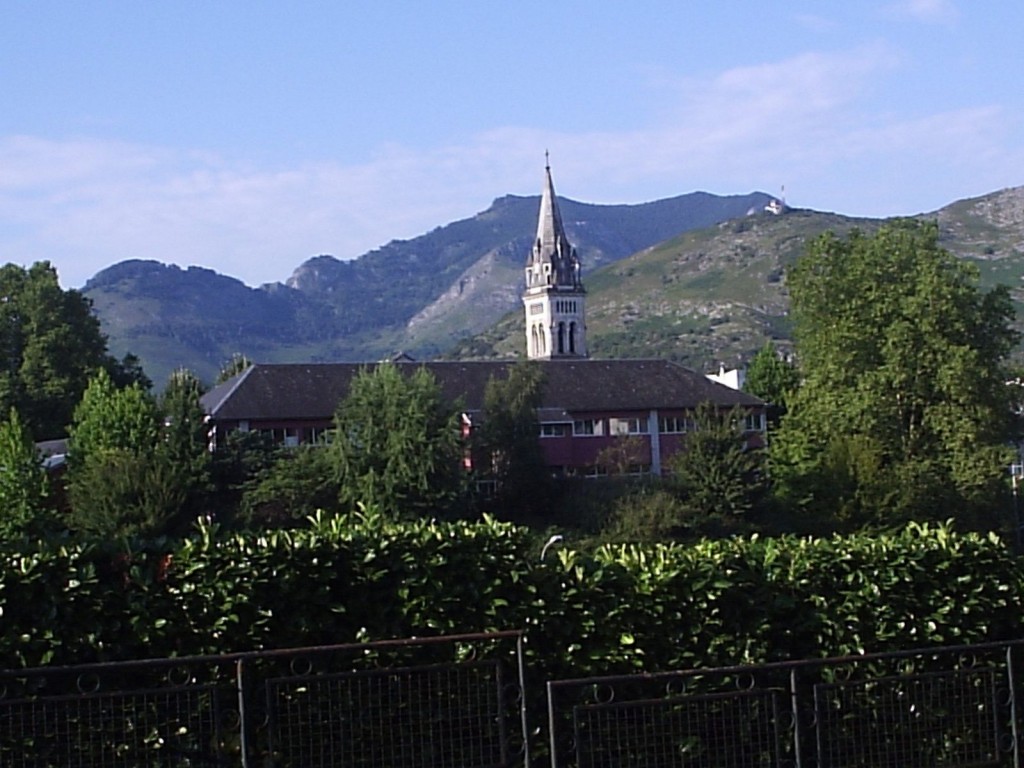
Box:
[201,360,762,422]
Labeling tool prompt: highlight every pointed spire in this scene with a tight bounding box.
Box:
[522,157,588,359]
[534,156,568,261]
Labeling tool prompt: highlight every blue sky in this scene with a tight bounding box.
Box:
[2,0,1023,288]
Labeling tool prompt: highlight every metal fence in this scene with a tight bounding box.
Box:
[5,633,1024,767]
[546,639,1024,767]
[0,630,529,767]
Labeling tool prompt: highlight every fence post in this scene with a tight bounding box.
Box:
[237,658,251,768]
[1009,645,1021,768]
[516,633,532,768]
[790,667,804,768]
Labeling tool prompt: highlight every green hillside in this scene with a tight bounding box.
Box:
[449,188,1024,371]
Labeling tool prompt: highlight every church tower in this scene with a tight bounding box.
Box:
[522,158,587,359]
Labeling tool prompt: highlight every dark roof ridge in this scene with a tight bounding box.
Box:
[203,365,256,416]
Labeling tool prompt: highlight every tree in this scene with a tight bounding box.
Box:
[0,407,57,540]
[239,445,339,528]
[773,220,1018,524]
[332,364,464,518]
[216,353,253,384]
[208,429,279,522]
[158,368,213,517]
[744,341,798,427]
[65,370,186,538]
[474,362,549,519]
[67,370,159,467]
[0,262,145,439]
[669,401,765,522]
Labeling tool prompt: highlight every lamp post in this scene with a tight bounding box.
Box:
[540,534,563,562]
[1014,472,1022,552]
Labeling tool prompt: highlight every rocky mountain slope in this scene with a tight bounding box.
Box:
[84,190,772,384]
[85,185,1024,387]
[450,186,1024,370]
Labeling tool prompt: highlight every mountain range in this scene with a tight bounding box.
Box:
[83,185,1024,386]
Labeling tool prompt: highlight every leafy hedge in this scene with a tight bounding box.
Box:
[1,514,1021,677]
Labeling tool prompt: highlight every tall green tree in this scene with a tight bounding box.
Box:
[773,220,1018,524]
[670,401,765,521]
[159,368,213,515]
[744,341,799,427]
[239,445,339,528]
[67,370,159,467]
[332,363,464,518]
[0,407,57,541]
[0,262,145,439]
[474,362,548,519]
[66,370,186,538]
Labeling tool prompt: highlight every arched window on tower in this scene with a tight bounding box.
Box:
[538,324,546,355]
[569,321,577,354]
[557,322,566,355]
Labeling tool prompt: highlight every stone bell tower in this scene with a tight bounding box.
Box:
[522,158,587,359]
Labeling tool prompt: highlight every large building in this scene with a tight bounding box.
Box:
[201,163,764,476]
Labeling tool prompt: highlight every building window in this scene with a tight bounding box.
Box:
[540,423,568,438]
[583,464,609,479]
[609,417,648,435]
[744,413,766,432]
[659,416,694,434]
[573,419,605,436]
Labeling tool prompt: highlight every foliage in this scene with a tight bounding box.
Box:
[601,484,687,542]
[208,429,278,522]
[474,362,549,520]
[773,220,1019,524]
[0,408,56,541]
[0,519,1021,681]
[67,370,159,467]
[66,370,190,538]
[669,402,766,520]
[743,341,798,426]
[332,364,465,518]
[64,449,191,539]
[239,445,339,527]
[216,353,253,385]
[0,262,144,440]
[109,352,152,392]
[596,435,649,477]
[158,368,213,517]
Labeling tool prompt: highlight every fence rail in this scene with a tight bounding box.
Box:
[547,639,1024,767]
[0,630,529,768]
[4,634,1024,766]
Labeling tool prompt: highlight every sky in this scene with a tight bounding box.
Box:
[2,0,1024,289]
